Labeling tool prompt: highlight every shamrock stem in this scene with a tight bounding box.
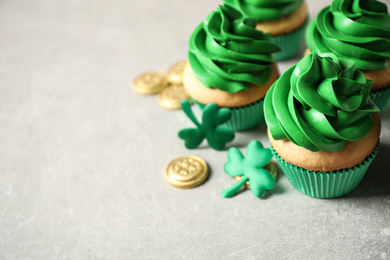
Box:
[181,100,201,127]
[221,176,249,198]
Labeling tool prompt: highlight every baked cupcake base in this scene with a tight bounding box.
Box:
[271,19,308,61]
[184,61,278,131]
[271,142,379,198]
[194,99,264,131]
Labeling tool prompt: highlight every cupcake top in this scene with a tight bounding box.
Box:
[223,0,304,22]
[306,0,390,71]
[264,53,379,152]
[188,4,281,93]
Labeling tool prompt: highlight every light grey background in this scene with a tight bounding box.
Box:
[1,0,390,259]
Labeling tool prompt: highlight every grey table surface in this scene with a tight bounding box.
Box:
[1,0,390,259]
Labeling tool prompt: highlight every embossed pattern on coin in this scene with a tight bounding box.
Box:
[132,71,168,95]
[235,161,278,190]
[165,156,209,189]
[158,85,192,110]
[167,60,188,85]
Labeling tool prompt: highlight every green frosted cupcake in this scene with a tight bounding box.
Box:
[264,53,381,198]
[305,0,390,111]
[223,0,308,60]
[183,5,281,131]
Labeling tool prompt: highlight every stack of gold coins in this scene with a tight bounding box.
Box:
[132,60,192,110]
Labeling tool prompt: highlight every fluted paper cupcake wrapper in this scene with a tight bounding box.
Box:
[271,142,379,198]
[369,87,390,111]
[194,99,264,131]
[270,19,308,61]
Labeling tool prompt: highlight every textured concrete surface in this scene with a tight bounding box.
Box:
[1,0,390,259]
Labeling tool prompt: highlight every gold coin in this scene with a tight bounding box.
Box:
[165,156,209,189]
[235,161,279,190]
[235,176,251,190]
[132,71,168,95]
[167,60,188,85]
[158,85,192,110]
[263,161,279,181]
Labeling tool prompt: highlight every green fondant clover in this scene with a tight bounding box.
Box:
[221,140,275,198]
[178,100,235,151]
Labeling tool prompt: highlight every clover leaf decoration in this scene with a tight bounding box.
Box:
[178,100,235,151]
[221,140,276,198]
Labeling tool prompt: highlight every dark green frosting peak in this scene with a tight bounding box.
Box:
[264,53,379,152]
[188,5,281,93]
[306,0,390,71]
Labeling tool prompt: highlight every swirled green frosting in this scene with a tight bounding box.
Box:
[306,0,390,71]
[188,5,281,93]
[223,0,303,21]
[264,53,379,152]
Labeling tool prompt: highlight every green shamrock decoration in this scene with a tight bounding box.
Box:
[221,140,276,198]
[178,100,235,151]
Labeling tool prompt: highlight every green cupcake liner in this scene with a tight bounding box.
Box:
[270,19,308,61]
[194,99,265,131]
[271,142,380,198]
[369,87,390,111]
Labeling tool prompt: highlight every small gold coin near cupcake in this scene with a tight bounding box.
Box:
[167,60,188,85]
[165,156,209,189]
[158,85,192,110]
[132,71,168,95]
[235,161,278,190]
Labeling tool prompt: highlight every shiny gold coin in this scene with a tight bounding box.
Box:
[263,161,279,181]
[158,85,193,110]
[132,71,168,95]
[235,161,279,190]
[235,176,251,189]
[167,60,188,85]
[165,156,209,189]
